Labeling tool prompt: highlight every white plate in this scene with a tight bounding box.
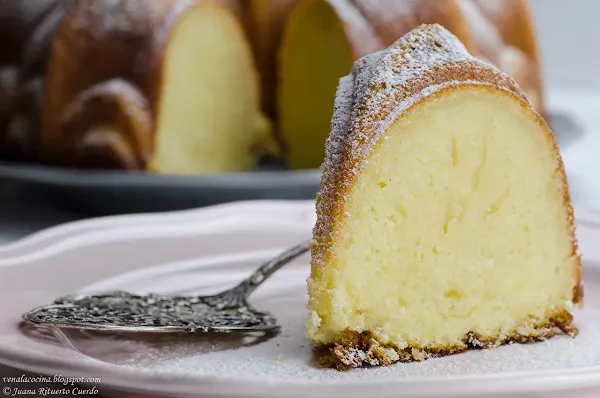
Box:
[1,200,600,398]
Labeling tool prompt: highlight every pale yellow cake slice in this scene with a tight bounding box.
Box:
[306,24,582,370]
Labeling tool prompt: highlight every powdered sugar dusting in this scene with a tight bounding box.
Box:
[122,301,600,383]
[115,274,600,387]
[315,74,355,211]
[310,24,527,271]
[109,244,598,382]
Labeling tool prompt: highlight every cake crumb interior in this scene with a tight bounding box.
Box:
[306,87,578,363]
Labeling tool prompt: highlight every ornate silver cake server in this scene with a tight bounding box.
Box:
[22,241,310,333]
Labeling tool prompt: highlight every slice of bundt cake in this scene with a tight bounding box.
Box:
[306,24,582,370]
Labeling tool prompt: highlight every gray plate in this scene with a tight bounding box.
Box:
[0,112,583,216]
[0,162,322,215]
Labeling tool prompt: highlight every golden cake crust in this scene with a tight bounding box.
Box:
[310,24,582,369]
[320,308,577,370]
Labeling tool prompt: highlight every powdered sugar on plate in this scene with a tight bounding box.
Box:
[126,311,600,382]
[119,279,600,383]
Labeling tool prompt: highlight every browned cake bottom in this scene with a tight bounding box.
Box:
[318,309,578,371]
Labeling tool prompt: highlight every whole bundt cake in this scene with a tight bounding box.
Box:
[0,0,546,173]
